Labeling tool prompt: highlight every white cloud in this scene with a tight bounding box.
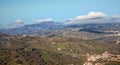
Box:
[75,12,106,21]
[15,19,23,24]
[33,18,53,23]
[111,15,120,19]
[10,19,24,28]
[109,15,120,23]
[65,12,120,25]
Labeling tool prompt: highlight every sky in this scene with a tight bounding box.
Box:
[0,0,120,28]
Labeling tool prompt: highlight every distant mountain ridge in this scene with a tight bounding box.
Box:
[0,22,120,38]
[0,22,64,35]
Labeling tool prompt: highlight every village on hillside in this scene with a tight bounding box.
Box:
[83,51,120,65]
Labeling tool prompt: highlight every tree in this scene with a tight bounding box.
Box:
[15,59,23,64]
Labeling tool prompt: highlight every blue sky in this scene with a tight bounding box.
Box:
[0,0,120,28]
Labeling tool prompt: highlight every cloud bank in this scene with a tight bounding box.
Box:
[33,18,53,23]
[4,12,120,28]
[75,12,106,21]
[8,18,53,28]
[65,12,120,25]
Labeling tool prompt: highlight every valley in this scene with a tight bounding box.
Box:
[0,23,120,65]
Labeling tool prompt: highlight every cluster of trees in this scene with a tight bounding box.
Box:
[0,49,10,65]
[105,61,120,65]
[17,48,47,65]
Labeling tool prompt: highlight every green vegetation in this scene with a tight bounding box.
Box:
[105,61,120,65]
[15,59,23,64]
[0,33,120,65]
[0,49,10,65]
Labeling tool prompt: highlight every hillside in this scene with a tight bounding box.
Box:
[0,33,120,65]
